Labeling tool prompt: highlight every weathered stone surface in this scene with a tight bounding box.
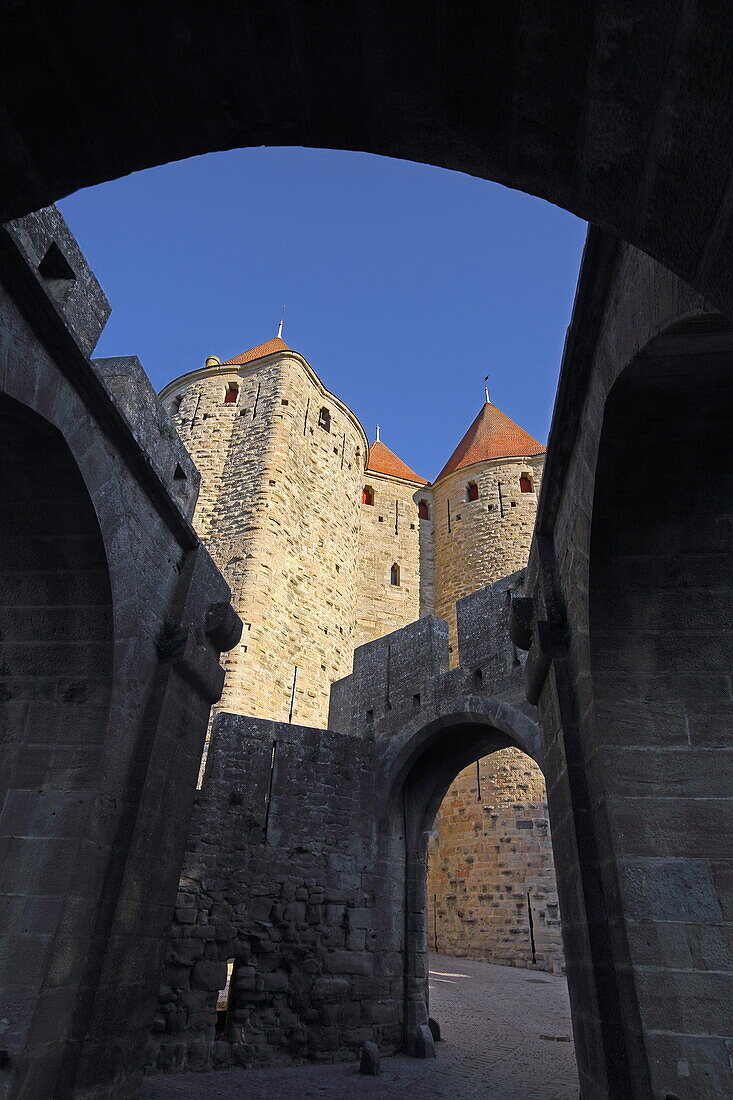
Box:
[358,1041,380,1075]
[410,1025,436,1060]
[148,576,547,1074]
[0,206,239,1099]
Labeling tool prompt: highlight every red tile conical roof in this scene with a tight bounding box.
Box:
[367,440,428,485]
[222,337,290,366]
[435,402,545,482]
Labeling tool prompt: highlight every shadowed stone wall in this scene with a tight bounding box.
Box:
[519,230,733,1097]
[0,207,240,1100]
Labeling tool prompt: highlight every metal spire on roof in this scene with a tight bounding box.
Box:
[277,306,285,339]
[484,374,491,404]
[375,425,381,442]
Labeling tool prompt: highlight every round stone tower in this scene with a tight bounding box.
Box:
[160,338,368,729]
[425,399,564,972]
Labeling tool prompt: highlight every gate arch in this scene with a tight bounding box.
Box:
[583,311,733,1098]
[377,698,546,1052]
[1,7,732,315]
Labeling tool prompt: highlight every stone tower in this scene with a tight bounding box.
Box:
[355,437,430,647]
[422,399,564,971]
[160,339,426,731]
[160,338,369,729]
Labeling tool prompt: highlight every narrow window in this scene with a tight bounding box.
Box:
[520,474,533,493]
[467,481,479,502]
[390,563,400,586]
[224,382,239,404]
[172,395,183,414]
[362,486,374,506]
[216,959,235,1038]
[318,407,331,432]
[417,499,430,520]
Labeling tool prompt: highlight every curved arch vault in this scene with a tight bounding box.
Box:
[1,7,732,1096]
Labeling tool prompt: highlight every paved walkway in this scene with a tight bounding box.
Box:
[139,954,579,1099]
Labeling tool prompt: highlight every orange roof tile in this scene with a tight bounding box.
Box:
[222,337,290,366]
[367,440,428,485]
[435,402,545,482]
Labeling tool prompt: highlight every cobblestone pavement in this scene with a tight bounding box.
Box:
[139,954,579,1100]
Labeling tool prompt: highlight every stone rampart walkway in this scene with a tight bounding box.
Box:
[138,954,579,1099]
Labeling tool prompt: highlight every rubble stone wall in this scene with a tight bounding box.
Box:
[147,716,404,1074]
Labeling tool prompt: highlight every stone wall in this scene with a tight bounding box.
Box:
[519,231,733,1096]
[147,715,403,1074]
[0,207,239,1100]
[148,574,548,1076]
[355,471,425,647]
[427,750,563,972]
[164,353,368,730]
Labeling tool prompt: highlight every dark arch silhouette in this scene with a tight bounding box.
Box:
[1,6,733,316]
[0,393,115,1098]
[583,312,733,1099]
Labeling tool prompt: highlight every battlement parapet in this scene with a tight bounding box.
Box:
[329,569,530,744]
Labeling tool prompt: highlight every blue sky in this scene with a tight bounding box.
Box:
[59,147,586,482]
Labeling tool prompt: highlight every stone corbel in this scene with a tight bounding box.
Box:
[157,547,243,705]
[509,595,567,706]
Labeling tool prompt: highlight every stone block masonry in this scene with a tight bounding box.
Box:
[159,345,558,978]
[0,206,240,1099]
[164,351,369,731]
[148,715,402,1073]
[427,755,563,973]
[355,470,425,648]
[149,574,561,1075]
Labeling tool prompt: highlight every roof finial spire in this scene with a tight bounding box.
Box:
[277,306,285,340]
[484,374,491,404]
[375,424,381,443]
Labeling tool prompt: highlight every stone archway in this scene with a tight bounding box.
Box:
[1,6,733,317]
[519,241,733,1098]
[377,701,548,1053]
[0,393,115,1098]
[584,314,733,1099]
